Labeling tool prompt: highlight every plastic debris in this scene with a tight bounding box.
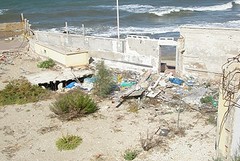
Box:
[169,77,184,85]
[84,77,96,83]
[120,81,136,88]
[186,79,195,86]
[65,82,76,88]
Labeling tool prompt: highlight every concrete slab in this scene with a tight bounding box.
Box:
[25,69,93,84]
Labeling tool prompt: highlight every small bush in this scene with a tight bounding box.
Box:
[200,96,213,104]
[37,58,55,68]
[94,61,115,98]
[56,135,82,151]
[212,157,223,161]
[50,89,97,120]
[0,79,49,106]
[124,149,138,161]
[207,113,217,125]
[127,101,139,113]
[140,132,163,151]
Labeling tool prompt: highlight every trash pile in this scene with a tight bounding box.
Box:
[64,68,219,111]
[65,77,96,92]
[113,70,219,111]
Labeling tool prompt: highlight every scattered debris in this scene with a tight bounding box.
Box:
[159,129,170,137]
[169,77,184,85]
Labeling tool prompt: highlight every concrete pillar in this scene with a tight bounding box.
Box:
[157,45,161,73]
[216,57,240,160]
[176,36,185,76]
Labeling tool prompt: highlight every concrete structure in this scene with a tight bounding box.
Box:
[25,69,93,90]
[30,26,240,79]
[216,54,240,160]
[30,32,175,72]
[26,69,93,85]
[30,40,89,67]
[176,27,240,80]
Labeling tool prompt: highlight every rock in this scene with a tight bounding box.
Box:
[159,129,170,136]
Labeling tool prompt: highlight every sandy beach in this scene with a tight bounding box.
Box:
[0,99,216,161]
[0,34,217,161]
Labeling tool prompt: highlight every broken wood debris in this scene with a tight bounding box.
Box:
[115,70,152,107]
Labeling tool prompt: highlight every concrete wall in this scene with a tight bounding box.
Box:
[30,40,89,67]
[231,96,240,157]
[125,37,159,70]
[34,31,124,52]
[176,27,240,79]
[32,31,160,71]
[217,58,240,160]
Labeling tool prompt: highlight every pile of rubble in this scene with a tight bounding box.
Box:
[64,67,219,112]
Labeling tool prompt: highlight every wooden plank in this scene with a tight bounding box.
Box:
[115,70,152,107]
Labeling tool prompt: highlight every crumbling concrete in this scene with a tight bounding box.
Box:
[30,31,161,71]
[176,26,240,80]
[216,54,240,160]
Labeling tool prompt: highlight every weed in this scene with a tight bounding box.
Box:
[212,157,223,161]
[0,79,49,106]
[232,156,240,161]
[50,89,97,120]
[37,58,55,69]
[127,101,139,113]
[56,135,82,151]
[200,96,213,104]
[140,132,163,151]
[123,149,138,160]
[207,113,217,125]
[94,61,115,98]
[174,127,186,137]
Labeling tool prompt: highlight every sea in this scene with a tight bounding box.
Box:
[1,0,240,39]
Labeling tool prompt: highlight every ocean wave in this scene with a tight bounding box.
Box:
[42,26,94,34]
[186,2,233,12]
[41,25,180,38]
[0,9,8,15]
[120,2,233,17]
[234,0,240,4]
[183,20,240,28]
[119,4,154,13]
[92,26,180,37]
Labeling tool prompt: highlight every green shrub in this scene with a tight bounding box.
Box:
[0,79,49,106]
[50,89,97,120]
[207,113,217,125]
[56,135,82,151]
[94,61,115,98]
[124,149,138,160]
[212,157,223,161]
[127,101,139,113]
[232,156,240,161]
[37,58,55,68]
[200,96,213,104]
